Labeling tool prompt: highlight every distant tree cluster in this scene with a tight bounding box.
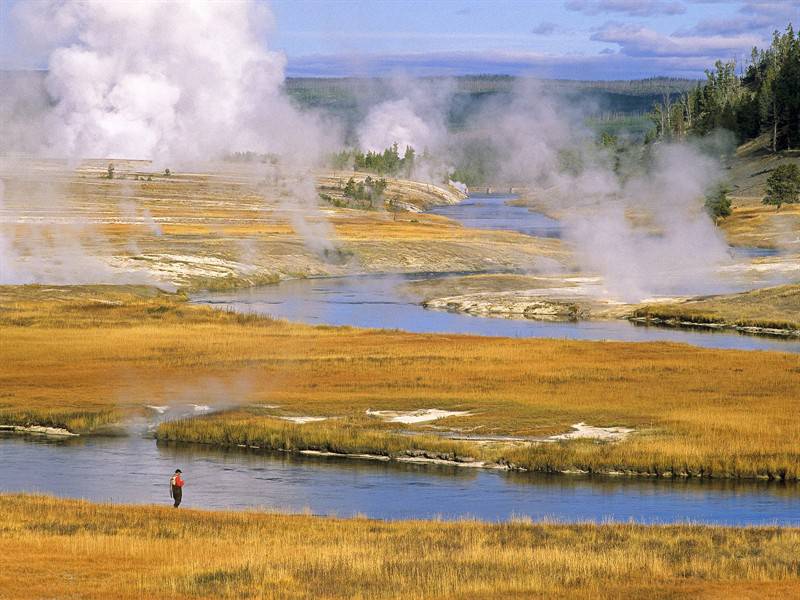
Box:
[331,143,416,177]
[224,151,279,164]
[355,143,415,176]
[648,25,800,150]
[342,175,388,208]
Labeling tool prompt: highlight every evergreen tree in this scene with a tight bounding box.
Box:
[648,25,799,151]
[763,163,800,210]
[704,183,732,220]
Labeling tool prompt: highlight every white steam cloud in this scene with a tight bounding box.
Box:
[359,98,442,155]
[18,0,332,164]
[355,78,735,300]
[486,83,732,300]
[1,4,753,299]
[357,77,452,154]
[2,0,341,285]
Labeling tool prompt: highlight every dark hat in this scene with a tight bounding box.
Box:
[175,469,182,473]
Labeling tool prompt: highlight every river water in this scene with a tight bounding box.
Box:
[3,194,798,522]
[194,194,799,353]
[3,434,799,525]
[194,273,800,353]
[428,194,562,238]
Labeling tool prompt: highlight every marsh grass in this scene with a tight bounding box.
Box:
[634,284,800,332]
[2,285,800,478]
[0,408,119,434]
[157,412,478,460]
[1,494,799,599]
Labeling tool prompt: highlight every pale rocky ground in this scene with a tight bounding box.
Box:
[0,159,566,291]
[2,158,796,327]
[417,259,800,322]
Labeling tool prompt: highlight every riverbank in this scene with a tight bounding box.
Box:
[416,278,800,340]
[2,494,799,599]
[3,284,800,481]
[633,283,800,338]
[0,424,77,436]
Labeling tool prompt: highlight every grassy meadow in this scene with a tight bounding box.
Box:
[1,494,799,600]
[2,284,799,479]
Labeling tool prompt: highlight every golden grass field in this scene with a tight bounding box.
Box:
[721,201,800,250]
[634,283,800,332]
[1,494,799,600]
[722,141,800,251]
[2,284,799,479]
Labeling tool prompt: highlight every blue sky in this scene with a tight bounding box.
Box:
[2,0,799,79]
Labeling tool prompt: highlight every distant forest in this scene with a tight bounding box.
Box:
[649,25,800,151]
[285,75,696,139]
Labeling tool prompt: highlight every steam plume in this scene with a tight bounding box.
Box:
[2,0,341,283]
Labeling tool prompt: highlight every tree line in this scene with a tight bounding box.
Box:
[649,25,800,151]
[331,143,416,177]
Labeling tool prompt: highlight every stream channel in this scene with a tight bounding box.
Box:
[3,194,798,522]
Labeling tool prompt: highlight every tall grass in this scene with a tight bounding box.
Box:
[158,413,477,460]
[0,408,119,434]
[2,494,799,600]
[158,412,800,480]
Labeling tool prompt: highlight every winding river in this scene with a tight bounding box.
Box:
[3,193,798,522]
[194,273,800,352]
[3,434,799,525]
[193,194,799,353]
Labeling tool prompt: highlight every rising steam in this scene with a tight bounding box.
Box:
[2,3,752,299]
[355,77,735,301]
[18,0,332,163]
[2,0,340,284]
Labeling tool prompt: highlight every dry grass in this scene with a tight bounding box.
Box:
[2,285,800,479]
[721,202,800,249]
[1,494,799,600]
[722,143,800,250]
[634,284,800,332]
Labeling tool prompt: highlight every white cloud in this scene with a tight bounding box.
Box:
[680,1,799,36]
[592,22,763,58]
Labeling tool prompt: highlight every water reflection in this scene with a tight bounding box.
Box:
[3,434,799,525]
[428,194,562,238]
[194,274,800,353]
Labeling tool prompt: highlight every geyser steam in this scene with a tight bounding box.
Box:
[356,77,734,301]
[485,83,733,301]
[19,0,331,163]
[3,0,341,284]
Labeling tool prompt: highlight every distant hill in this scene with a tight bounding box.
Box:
[1,71,694,146]
[284,75,696,136]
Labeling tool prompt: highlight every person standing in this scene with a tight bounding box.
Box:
[170,469,184,507]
